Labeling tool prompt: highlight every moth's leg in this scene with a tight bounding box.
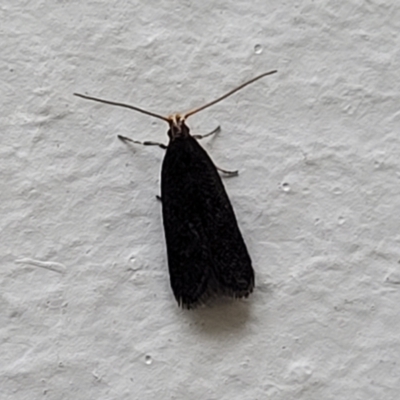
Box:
[118,135,165,200]
[118,135,167,150]
[216,166,239,176]
[194,126,237,175]
[192,125,221,140]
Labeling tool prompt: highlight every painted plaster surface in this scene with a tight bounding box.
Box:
[1,1,400,399]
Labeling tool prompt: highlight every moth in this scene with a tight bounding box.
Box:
[74,70,277,308]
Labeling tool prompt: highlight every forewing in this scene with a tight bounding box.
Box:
[195,144,254,297]
[161,138,213,308]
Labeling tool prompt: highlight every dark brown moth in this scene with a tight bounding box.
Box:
[74,70,277,308]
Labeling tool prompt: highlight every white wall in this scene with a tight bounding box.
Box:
[2,1,400,399]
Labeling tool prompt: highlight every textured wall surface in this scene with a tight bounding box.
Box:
[1,1,400,399]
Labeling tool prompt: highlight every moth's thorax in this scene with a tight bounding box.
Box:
[167,114,190,140]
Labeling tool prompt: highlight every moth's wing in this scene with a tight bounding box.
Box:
[195,143,255,298]
[161,138,215,308]
[161,136,254,308]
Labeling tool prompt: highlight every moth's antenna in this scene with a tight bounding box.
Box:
[73,93,169,122]
[184,70,277,119]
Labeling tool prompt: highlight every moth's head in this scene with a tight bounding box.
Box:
[167,113,190,140]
